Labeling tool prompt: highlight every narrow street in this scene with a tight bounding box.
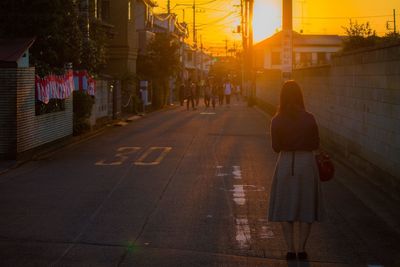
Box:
[0,100,399,267]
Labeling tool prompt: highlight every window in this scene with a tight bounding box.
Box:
[128,1,132,21]
[300,52,312,66]
[94,0,98,18]
[317,52,327,64]
[271,52,281,65]
[187,51,193,62]
[35,99,66,116]
[101,0,110,21]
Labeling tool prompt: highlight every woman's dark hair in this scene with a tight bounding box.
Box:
[277,80,305,117]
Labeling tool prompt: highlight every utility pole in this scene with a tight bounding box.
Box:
[200,35,204,83]
[193,0,196,44]
[225,38,228,57]
[247,0,255,106]
[240,0,246,98]
[167,0,171,14]
[192,0,198,82]
[394,9,397,34]
[282,0,293,81]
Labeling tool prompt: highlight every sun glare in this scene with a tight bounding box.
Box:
[253,1,281,43]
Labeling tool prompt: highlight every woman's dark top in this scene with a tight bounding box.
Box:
[271,110,319,153]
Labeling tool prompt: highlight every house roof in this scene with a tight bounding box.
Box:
[254,31,343,48]
[0,38,35,63]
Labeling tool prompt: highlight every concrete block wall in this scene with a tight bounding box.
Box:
[255,69,282,114]
[0,69,18,157]
[0,67,73,159]
[293,44,400,197]
[16,68,73,154]
[255,43,400,198]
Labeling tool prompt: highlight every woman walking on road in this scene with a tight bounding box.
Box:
[267,80,324,261]
[223,79,232,107]
[185,79,196,110]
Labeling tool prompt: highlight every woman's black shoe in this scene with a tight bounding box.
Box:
[286,252,296,261]
[297,252,308,261]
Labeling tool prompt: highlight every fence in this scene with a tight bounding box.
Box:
[255,43,400,199]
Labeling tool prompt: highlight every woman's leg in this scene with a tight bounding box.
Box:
[281,222,295,252]
[299,222,312,252]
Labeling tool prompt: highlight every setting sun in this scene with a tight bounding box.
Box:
[156,0,400,51]
[253,0,281,42]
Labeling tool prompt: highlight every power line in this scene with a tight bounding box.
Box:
[293,14,391,20]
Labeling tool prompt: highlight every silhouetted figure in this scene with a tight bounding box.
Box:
[185,80,196,110]
[268,80,323,262]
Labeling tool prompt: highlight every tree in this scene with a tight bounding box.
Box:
[137,33,181,108]
[0,0,106,75]
[342,20,378,51]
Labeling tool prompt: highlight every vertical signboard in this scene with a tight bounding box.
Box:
[281,29,293,80]
[282,0,293,80]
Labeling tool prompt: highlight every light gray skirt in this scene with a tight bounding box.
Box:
[268,151,324,223]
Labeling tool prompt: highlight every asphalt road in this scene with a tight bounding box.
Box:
[0,99,399,267]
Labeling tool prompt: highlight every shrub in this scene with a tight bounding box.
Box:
[73,91,94,135]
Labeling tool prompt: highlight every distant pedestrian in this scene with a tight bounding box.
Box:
[195,80,201,107]
[204,80,211,108]
[185,80,196,110]
[223,79,233,107]
[267,80,324,261]
[179,83,185,106]
[218,82,224,105]
[235,83,241,102]
[211,80,218,109]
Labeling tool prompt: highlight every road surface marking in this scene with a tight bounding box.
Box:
[236,217,251,249]
[95,147,141,166]
[134,147,172,166]
[200,112,216,115]
[232,165,242,179]
[232,185,246,206]
[259,226,275,239]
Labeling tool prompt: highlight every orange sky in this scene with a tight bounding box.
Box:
[155,0,400,54]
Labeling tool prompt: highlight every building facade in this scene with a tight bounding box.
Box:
[254,31,343,71]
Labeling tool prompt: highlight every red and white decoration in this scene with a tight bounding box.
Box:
[35,70,96,104]
[73,70,96,96]
[35,70,75,104]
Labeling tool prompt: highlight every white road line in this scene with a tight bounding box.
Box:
[232,185,246,206]
[259,225,275,239]
[232,165,242,179]
[235,217,251,249]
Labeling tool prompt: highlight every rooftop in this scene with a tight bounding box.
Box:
[0,38,35,63]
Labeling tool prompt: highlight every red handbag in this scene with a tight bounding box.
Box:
[315,151,335,182]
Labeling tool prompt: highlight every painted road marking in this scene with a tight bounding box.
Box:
[232,185,246,206]
[134,147,172,166]
[95,147,141,166]
[232,165,242,179]
[236,217,251,249]
[259,225,275,239]
[200,112,216,115]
